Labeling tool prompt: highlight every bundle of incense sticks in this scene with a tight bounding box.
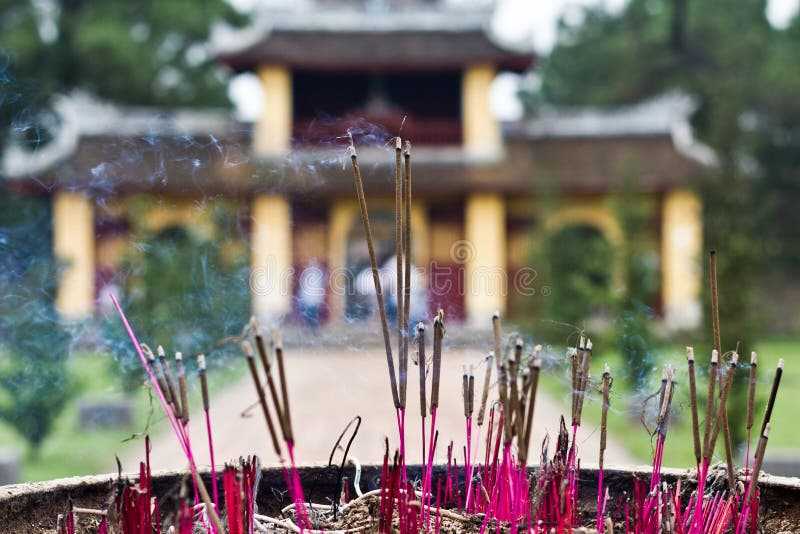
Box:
[96,146,788,534]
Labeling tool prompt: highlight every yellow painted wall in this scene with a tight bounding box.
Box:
[462,64,502,159]
[661,189,702,329]
[254,65,292,156]
[464,193,506,323]
[250,194,292,322]
[53,191,95,319]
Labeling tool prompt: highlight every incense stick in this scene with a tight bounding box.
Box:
[348,145,400,409]
[255,333,287,439]
[197,354,219,511]
[142,343,172,407]
[575,337,593,427]
[175,352,189,423]
[746,351,757,435]
[157,345,181,420]
[707,353,738,464]
[476,351,493,427]
[509,338,523,439]
[430,310,444,412]
[417,323,427,419]
[242,341,282,457]
[686,347,701,466]
[702,349,719,460]
[760,358,783,437]
[274,332,294,443]
[599,364,611,470]
[520,345,541,465]
[395,137,406,410]
[403,141,412,404]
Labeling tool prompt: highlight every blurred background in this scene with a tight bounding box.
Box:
[0,0,798,485]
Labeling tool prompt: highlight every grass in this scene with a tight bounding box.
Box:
[0,350,247,483]
[539,338,799,468]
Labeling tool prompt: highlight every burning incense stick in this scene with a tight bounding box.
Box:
[686,347,701,467]
[477,351,493,427]
[403,140,412,384]
[520,345,541,465]
[255,333,287,441]
[142,343,172,407]
[158,345,181,420]
[395,137,407,410]
[509,338,523,439]
[492,312,502,376]
[760,358,783,437]
[430,310,444,412]
[745,423,770,505]
[599,364,611,470]
[707,353,738,463]
[242,341,282,457]
[746,352,757,437]
[348,145,400,409]
[709,250,736,485]
[575,337,593,427]
[417,323,427,419]
[702,349,719,460]
[597,363,611,532]
[274,331,294,443]
[175,352,189,423]
[197,353,219,511]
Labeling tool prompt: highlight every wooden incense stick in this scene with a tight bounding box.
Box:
[417,323,426,419]
[599,364,611,470]
[492,312,502,376]
[709,250,736,489]
[468,370,474,418]
[175,352,189,423]
[745,423,770,505]
[274,331,294,442]
[707,353,738,462]
[575,337,593,426]
[255,333,286,438]
[747,351,758,436]
[349,145,400,408]
[403,141,412,383]
[476,350,493,426]
[142,344,172,407]
[686,347,701,466]
[499,360,511,444]
[430,310,444,413]
[760,359,783,437]
[509,338,523,438]
[395,137,406,409]
[520,345,542,465]
[702,349,719,460]
[462,368,470,420]
[157,345,181,420]
[242,341,282,457]
[198,354,209,413]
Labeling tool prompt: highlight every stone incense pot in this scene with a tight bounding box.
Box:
[1,465,798,533]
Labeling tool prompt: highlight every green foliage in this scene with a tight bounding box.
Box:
[529,0,800,445]
[0,0,246,150]
[535,224,615,331]
[103,202,249,390]
[0,189,73,453]
[612,192,659,391]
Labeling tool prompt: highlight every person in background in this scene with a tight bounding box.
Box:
[298,260,326,330]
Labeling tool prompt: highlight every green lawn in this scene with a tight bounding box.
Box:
[539,338,799,468]
[0,351,247,482]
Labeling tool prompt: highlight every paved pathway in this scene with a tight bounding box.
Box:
[124,347,634,473]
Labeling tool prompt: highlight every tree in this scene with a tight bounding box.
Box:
[0,0,246,151]
[103,202,250,390]
[0,192,73,454]
[530,0,791,447]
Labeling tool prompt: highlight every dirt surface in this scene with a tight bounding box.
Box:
[125,348,634,473]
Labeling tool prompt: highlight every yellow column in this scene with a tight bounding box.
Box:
[462,64,502,159]
[327,200,357,323]
[253,65,292,157]
[661,188,702,330]
[464,193,506,324]
[250,194,292,322]
[53,191,95,319]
